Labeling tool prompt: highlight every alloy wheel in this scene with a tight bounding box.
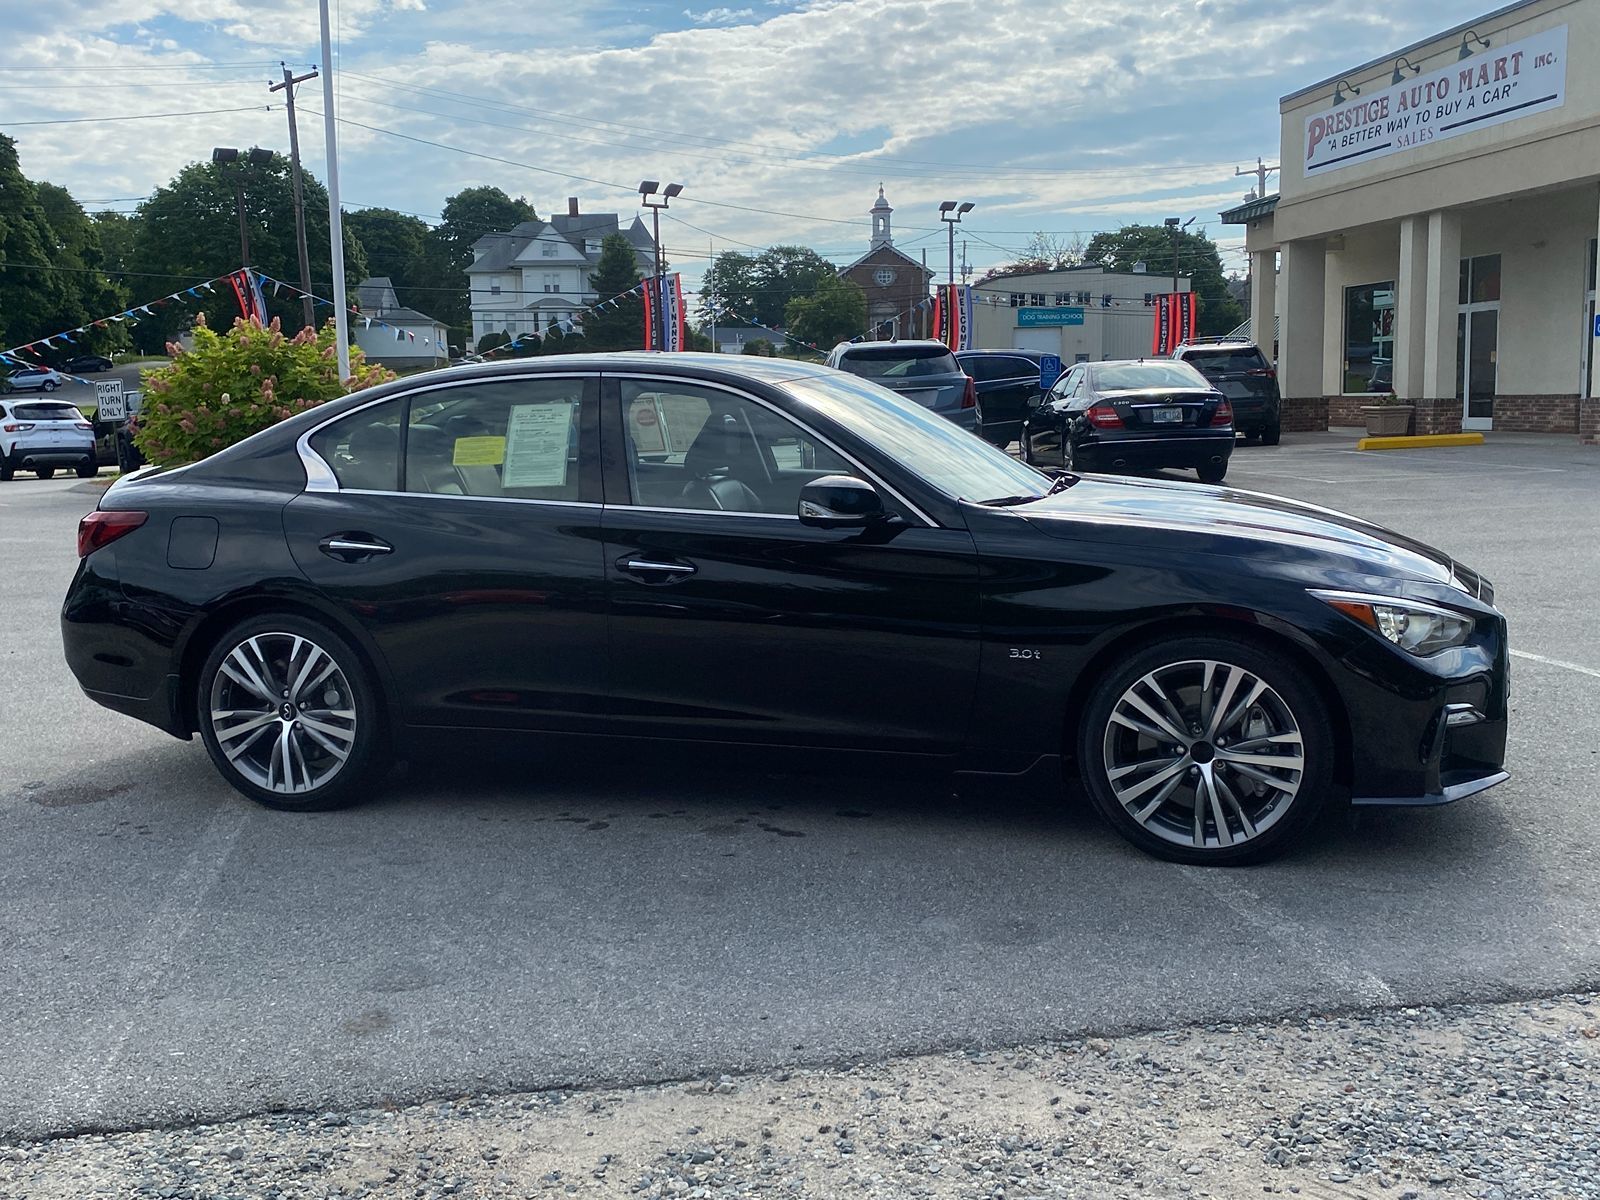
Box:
[1101,658,1304,850]
[207,631,358,794]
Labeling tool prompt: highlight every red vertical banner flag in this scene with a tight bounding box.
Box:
[641,274,688,350]
[1151,292,1197,355]
[930,285,972,350]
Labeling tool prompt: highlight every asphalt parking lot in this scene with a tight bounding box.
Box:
[1,431,1596,1141]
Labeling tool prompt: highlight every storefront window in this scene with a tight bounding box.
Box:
[1462,255,1501,304]
[1343,281,1394,393]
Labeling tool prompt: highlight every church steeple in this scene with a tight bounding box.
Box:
[870,184,892,249]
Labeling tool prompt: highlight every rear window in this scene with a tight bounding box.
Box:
[13,403,82,421]
[1181,347,1269,375]
[837,347,960,379]
[1092,362,1210,391]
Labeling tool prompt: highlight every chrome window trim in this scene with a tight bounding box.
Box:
[295,372,596,494]
[614,372,937,528]
[327,487,601,510]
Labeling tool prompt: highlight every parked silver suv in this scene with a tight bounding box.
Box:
[0,398,98,480]
[824,340,978,431]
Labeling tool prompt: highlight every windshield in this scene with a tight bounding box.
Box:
[787,373,1048,505]
[837,346,960,379]
[1094,362,1210,390]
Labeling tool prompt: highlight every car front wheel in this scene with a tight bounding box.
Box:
[42,380,58,391]
[1077,635,1334,865]
[197,615,386,811]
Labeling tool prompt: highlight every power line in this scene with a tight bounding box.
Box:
[8,105,271,127]
[0,61,288,71]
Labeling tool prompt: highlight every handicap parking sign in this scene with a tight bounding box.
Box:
[1038,353,1062,390]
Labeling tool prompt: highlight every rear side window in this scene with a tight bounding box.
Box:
[12,403,82,421]
[1181,348,1269,375]
[308,399,404,491]
[838,347,960,379]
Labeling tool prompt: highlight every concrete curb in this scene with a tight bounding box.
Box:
[1356,432,1486,451]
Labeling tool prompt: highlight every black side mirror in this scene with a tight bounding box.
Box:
[798,475,885,528]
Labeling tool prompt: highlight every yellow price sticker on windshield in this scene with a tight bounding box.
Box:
[453,436,505,466]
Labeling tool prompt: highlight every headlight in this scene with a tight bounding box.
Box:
[1310,590,1474,656]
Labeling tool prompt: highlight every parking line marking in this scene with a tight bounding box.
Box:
[1510,648,1600,680]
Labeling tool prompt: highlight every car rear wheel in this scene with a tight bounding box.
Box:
[1077,635,1334,865]
[1197,463,1226,484]
[1260,423,1281,446]
[76,457,97,479]
[36,466,55,480]
[0,459,12,482]
[197,615,385,812]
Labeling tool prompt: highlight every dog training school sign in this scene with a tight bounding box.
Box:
[1304,25,1567,176]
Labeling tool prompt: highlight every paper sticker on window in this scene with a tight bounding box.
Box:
[502,402,575,488]
[629,399,668,455]
[452,435,506,466]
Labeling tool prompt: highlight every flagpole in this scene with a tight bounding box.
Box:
[318,0,351,380]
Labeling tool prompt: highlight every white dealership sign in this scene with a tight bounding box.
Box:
[1303,25,1567,176]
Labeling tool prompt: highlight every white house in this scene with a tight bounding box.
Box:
[351,277,449,370]
[467,198,658,346]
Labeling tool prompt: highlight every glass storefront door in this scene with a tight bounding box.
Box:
[1457,255,1501,431]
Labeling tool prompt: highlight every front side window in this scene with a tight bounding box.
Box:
[308,398,404,491]
[1343,281,1395,393]
[407,378,586,501]
[620,381,852,515]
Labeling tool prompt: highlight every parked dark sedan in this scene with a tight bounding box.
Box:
[1022,359,1234,483]
[62,354,1508,865]
[62,354,114,374]
[956,348,1048,449]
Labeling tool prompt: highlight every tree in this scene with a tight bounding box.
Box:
[126,153,367,349]
[976,231,1087,284]
[132,315,392,465]
[476,330,511,354]
[344,208,431,302]
[1084,224,1244,336]
[741,338,774,356]
[784,273,866,351]
[582,233,645,351]
[700,244,837,328]
[408,187,538,350]
[34,182,127,354]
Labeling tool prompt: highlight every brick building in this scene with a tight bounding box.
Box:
[837,187,934,340]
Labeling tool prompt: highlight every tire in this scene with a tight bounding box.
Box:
[36,466,55,480]
[196,614,386,812]
[1260,423,1281,446]
[1077,634,1335,865]
[76,457,98,479]
[42,380,58,391]
[1197,462,1227,484]
[0,459,12,483]
[1020,429,1034,466]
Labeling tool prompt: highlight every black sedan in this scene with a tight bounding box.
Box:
[62,354,1508,865]
[1022,359,1234,483]
[62,354,114,374]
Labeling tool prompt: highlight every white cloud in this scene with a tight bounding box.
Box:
[686,6,756,23]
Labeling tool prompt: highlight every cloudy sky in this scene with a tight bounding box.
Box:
[6,0,1478,301]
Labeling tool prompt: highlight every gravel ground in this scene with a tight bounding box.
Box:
[5,994,1596,1200]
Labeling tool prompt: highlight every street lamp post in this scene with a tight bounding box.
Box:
[1164,215,1195,297]
[638,181,683,351]
[212,147,274,270]
[939,201,974,287]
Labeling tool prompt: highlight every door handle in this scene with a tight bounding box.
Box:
[319,535,393,561]
[619,557,696,577]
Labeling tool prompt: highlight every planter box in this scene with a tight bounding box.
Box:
[1361,405,1414,437]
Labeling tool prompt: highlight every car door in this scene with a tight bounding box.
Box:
[599,374,983,753]
[978,355,1041,447]
[1025,365,1080,467]
[281,372,611,732]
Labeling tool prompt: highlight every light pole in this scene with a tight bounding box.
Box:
[638,180,683,350]
[939,201,973,287]
[1163,215,1194,296]
[212,147,274,270]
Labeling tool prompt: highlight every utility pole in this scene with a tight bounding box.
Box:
[1235,157,1279,200]
[961,239,970,285]
[271,62,320,332]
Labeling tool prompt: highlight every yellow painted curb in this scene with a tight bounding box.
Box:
[1356,433,1486,451]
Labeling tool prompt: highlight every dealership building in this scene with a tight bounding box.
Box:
[1224,0,1600,441]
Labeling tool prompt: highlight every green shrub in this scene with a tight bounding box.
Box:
[132,315,393,466]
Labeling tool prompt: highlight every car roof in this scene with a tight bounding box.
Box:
[833,340,953,353]
[1173,340,1261,352]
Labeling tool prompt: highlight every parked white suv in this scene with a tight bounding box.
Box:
[0,398,98,480]
[6,366,66,392]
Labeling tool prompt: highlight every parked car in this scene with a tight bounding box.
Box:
[6,366,66,393]
[825,340,977,431]
[62,353,1508,865]
[1022,359,1234,483]
[61,354,114,374]
[1,397,98,480]
[1171,340,1282,444]
[956,348,1049,449]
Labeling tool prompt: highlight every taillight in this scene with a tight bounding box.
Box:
[75,421,93,430]
[960,376,977,409]
[77,510,147,557]
[1085,404,1123,429]
[3,422,34,432]
[1211,399,1234,427]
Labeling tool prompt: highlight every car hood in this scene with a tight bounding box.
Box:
[1019,473,1458,586]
